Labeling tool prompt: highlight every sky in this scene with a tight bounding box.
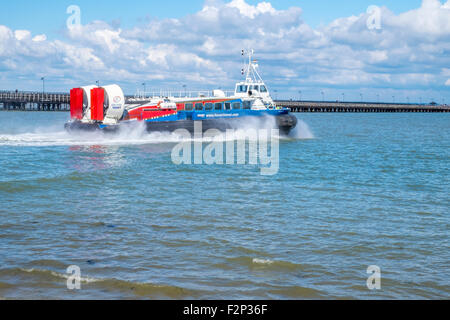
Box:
[0,0,449,103]
[0,0,423,32]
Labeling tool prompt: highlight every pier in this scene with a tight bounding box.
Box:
[0,90,449,113]
[276,100,450,113]
[0,90,70,111]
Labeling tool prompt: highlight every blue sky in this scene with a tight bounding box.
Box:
[0,0,449,103]
[0,0,422,36]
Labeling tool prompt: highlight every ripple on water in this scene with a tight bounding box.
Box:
[224,256,310,273]
[0,268,204,299]
[1,113,449,299]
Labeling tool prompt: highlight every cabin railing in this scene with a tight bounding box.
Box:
[132,90,236,100]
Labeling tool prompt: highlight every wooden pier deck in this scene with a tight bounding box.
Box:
[276,100,450,113]
[0,91,70,111]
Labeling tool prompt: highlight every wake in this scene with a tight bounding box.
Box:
[0,117,314,147]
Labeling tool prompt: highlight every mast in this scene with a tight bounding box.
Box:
[242,49,263,84]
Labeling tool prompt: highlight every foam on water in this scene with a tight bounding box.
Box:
[0,121,189,147]
[20,268,101,284]
[0,268,202,299]
[252,258,274,265]
[288,120,315,140]
[0,115,313,147]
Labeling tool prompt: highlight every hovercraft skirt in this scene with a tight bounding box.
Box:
[65,115,298,135]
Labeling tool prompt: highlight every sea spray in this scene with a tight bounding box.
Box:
[0,114,311,147]
[0,121,190,147]
[171,121,280,175]
[288,119,315,140]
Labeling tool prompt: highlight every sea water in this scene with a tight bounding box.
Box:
[0,111,448,299]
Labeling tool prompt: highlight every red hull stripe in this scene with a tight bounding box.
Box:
[128,108,177,121]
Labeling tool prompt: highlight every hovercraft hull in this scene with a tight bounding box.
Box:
[65,114,298,135]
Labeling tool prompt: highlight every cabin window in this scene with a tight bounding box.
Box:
[214,103,222,110]
[225,103,231,110]
[250,85,259,92]
[237,85,248,93]
[204,103,213,110]
[260,86,268,93]
[232,102,241,109]
[185,103,193,111]
[243,101,251,109]
[195,103,203,110]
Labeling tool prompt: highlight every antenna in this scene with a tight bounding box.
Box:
[241,49,263,83]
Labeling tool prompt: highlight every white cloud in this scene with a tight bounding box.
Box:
[391,0,450,38]
[14,30,31,41]
[0,0,449,100]
[32,34,47,42]
[368,50,388,63]
[226,0,277,18]
[446,79,450,86]
[56,41,105,70]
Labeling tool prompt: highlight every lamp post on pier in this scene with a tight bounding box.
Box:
[41,77,45,95]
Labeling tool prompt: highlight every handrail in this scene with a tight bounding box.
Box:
[0,91,70,103]
[132,89,236,100]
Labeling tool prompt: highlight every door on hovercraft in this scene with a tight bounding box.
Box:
[183,103,194,120]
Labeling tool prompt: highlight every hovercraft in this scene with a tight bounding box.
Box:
[65,51,297,135]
